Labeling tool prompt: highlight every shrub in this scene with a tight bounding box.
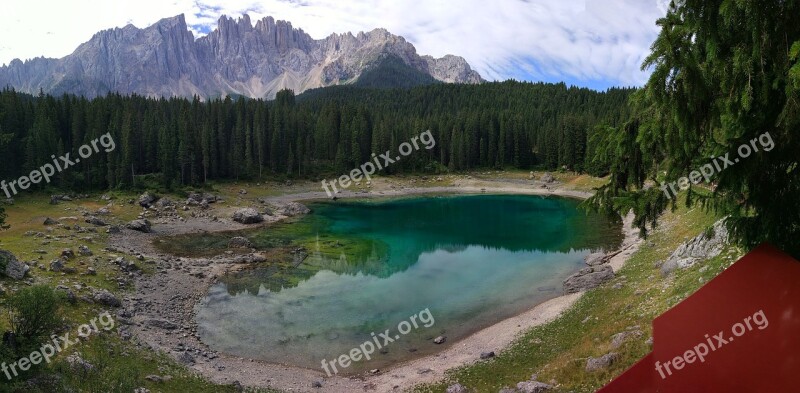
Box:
[6,286,63,352]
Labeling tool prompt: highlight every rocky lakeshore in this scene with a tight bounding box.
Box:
[101,176,642,393]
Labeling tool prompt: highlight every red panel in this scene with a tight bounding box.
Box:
[599,244,800,392]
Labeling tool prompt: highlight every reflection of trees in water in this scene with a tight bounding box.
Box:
[194,196,625,296]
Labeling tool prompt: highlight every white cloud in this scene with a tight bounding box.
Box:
[0,0,667,88]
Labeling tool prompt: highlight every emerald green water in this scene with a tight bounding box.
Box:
[194,194,621,374]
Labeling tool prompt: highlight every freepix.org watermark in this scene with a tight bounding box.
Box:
[659,132,774,199]
[321,130,436,197]
[320,308,435,376]
[1,132,116,199]
[2,311,115,380]
[654,309,768,379]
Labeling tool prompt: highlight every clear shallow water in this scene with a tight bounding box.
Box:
[195,194,622,373]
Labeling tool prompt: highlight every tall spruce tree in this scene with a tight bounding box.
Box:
[586,0,800,256]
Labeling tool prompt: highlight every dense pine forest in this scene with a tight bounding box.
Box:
[0,82,632,192]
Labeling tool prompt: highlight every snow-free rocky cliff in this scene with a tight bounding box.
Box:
[0,14,483,99]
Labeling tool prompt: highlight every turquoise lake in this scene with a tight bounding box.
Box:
[194,194,622,373]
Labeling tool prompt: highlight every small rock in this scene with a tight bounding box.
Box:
[1,251,29,280]
[661,219,729,275]
[480,351,495,360]
[584,252,606,266]
[516,380,553,393]
[177,352,195,365]
[586,352,619,372]
[278,202,311,217]
[153,198,175,209]
[126,219,151,233]
[446,383,467,393]
[610,329,643,349]
[85,216,108,226]
[563,265,614,294]
[66,354,94,374]
[93,290,121,307]
[146,319,179,330]
[138,192,159,208]
[228,236,253,249]
[232,208,263,224]
[50,259,65,272]
[43,217,59,225]
[145,375,164,382]
[433,336,446,344]
[78,245,93,256]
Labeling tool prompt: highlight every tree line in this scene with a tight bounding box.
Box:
[0,81,633,197]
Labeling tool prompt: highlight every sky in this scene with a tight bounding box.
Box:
[0,0,670,90]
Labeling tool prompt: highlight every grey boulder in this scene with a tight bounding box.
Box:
[563,265,614,294]
[1,251,29,280]
[232,208,263,224]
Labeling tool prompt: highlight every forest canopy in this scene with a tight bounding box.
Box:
[0,82,633,194]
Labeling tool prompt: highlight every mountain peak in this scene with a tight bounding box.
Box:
[138,14,189,36]
[0,14,483,99]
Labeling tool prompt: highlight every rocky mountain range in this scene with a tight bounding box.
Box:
[0,14,483,99]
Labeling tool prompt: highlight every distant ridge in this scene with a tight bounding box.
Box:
[0,14,483,99]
